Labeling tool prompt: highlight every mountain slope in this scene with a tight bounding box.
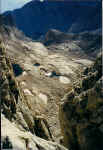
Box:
[0,41,67,150]
[44,29,102,58]
[0,21,96,142]
[3,1,102,39]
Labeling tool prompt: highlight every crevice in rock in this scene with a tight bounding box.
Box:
[12,63,23,77]
[34,63,40,67]
[34,118,53,141]
[2,136,13,149]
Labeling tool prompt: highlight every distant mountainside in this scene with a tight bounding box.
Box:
[0,14,31,42]
[3,0,102,39]
[44,29,102,57]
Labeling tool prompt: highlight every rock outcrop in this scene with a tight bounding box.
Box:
[0,41,67,150]
[59,53,103,150]
[1,114,67,150]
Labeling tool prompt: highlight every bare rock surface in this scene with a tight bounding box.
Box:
[0,9,102,150]
[59,54,103,150]
[1,114,67,150]
[0,42,56,146]
[1,30,94,141]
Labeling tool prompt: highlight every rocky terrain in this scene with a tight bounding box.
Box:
[59,53,103,150]
[1,36,102,149]
[44,29,101,57]
[0,1,102,149]
[0,22,98,142]
[0,41,67,150]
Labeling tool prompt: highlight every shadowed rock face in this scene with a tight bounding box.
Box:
[12,63,23,77]
[59,53,103,150]
[2,1,102,39]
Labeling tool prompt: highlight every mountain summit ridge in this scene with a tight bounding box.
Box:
[2,0,101,39]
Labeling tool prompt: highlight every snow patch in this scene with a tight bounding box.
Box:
[20,81,26,86]
[59,76,71,84]
[23,89,33,96]
[22,71,27,76]
[38,93,48,106]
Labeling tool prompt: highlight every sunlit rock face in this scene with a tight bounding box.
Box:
[59,54,103,150]
[2,0,102,39]
[1,114,67,150]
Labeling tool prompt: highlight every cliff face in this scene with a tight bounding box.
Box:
[59,53,103,150]
[0,41,67,150]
